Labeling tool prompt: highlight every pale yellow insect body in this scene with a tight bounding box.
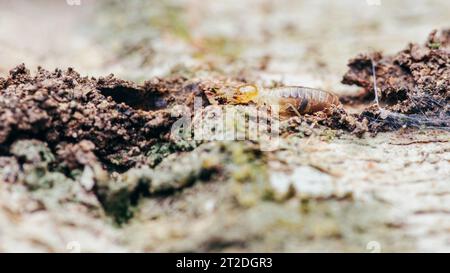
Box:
[235,85,340,118]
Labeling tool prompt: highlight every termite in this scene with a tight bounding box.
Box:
[233,84,341,118]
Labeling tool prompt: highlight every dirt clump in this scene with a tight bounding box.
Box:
[341,29,449,132]
[0,65,208,170]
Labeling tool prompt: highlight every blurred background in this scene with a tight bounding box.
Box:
[0,0,448,93]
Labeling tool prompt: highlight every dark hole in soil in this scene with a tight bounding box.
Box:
[99,86,168,111]
[385,89,408,105]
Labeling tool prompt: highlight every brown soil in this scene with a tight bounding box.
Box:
[340,29,449,132]
[0,65,211,170]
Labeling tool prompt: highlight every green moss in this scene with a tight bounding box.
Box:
[100,186,134,225]
[10,140,55,167]
[320,129,337,142]
[146,140,198,167]
[224,142,272,206]
[23,167,54,190]
[428,42,441,49]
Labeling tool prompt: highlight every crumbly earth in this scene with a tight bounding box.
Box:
[0,0,449,252]
[342,30,449,109]
[0,65,206,169]
[341,29,449,132]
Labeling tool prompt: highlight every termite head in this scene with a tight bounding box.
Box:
[233,84,259,104]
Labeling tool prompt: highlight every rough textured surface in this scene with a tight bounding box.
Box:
[343,30,449,109]
[341,29,449,132]
[0,65,198,169]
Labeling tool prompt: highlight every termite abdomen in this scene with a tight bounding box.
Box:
[260,86,340,116]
